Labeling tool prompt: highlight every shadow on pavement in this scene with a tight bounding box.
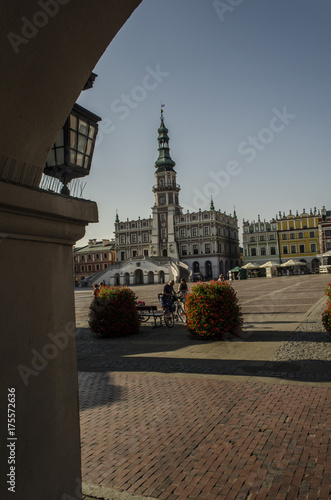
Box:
[76,326,331,388]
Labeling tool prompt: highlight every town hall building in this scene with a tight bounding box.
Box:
[97,109,240,286]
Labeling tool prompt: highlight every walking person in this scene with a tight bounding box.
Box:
[177,278,188,300]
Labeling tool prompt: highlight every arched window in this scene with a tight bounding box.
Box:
[205,261,212,279]
[193,261,200,273]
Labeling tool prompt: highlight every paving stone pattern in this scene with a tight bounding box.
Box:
[80,373,331,500]
[77,275,331,499]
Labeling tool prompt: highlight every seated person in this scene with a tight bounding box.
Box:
[161,280,176,311]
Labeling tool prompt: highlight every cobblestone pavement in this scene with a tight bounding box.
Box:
[76,275,331,499]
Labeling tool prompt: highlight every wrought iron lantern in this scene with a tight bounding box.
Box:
[44,102,101,195]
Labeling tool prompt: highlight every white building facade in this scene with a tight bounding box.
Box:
[98,110,240,286]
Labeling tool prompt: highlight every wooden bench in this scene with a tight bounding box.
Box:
[136,305,164,328]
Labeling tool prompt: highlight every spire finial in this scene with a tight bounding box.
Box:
[210,197,215,211]
[115,210,119,223]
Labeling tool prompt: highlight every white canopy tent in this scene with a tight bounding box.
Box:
[260,261,280,268]
[242,262,260,269]
[281,259,306,267]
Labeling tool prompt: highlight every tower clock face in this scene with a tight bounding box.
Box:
[159,195,166,205]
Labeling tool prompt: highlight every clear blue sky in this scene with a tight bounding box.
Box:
[76,0,331,246]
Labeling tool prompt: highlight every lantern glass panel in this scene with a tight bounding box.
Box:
[88,126,95,139]
[86,139,93,156]
[70,150,76,164]
[70,115,77,130]
[70,130,77,149]
[77,134,87,154]
[84,157,90,169]
[47,149,56,166]
[57,147,64,164]
[76,153,84,167]
[78,119,88,135]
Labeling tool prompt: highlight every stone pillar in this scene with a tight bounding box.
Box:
[0,181,98,500]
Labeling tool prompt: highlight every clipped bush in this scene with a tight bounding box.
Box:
[322,282,331,333]
[89,286,140,338]
[186,280,243,340]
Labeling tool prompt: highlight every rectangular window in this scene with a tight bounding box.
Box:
[121,252,125,261]
[326,242,331,250]
[282,234,287,240]
[251,248,256,256]
[260,236,265,241]
[104,264,108,269]
[143,233,148,242]
[144,250,148,256]
[205,243,210,253]
[250,236,255,242]
[180,229,186,237]
[299,245,305,253]
[204,226,210,236]
[88,265,92,271]
[132,251,137,257]
[74,256,77,261]
[88,254,91,260]
[325,230,331,236]
[81,265,85,271]
[260,247,266,255]
[291,245,296,254]
[120,236,125,244]
[160,213,166,221]
[182,245,187,256]
[161,229,166,238]
[192,227,198,237]
[298,232,303,239]
[283,246,288,254]
[131,234,137,243]
[270,247,276,255]
[81,255,85,261]
[193,244,198,255]
[96,264,100,271]
[269,234,275,240]
[311,243,316,252]
[290,233,295,239]
[103,253,107,259]
[96,254,99,260]
[310,231,315,238]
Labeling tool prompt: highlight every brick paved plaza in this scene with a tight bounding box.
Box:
[76,275,331,500]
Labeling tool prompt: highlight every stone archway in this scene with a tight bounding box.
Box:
[114,273,120,285]
[205,260,212,280]
[124,272,130,285]
[135,269,143,284]
[148,271,154,284]
[193,261,200,273]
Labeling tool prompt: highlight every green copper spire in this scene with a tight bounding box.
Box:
[154,108,176,172]
[210,197,215,211]
[115,210,119,223]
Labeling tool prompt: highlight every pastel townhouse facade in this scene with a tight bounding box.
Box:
[319,206,331,267]
[98,110,240,286]
[277,209,320,271]
[73,238,115,282]
[242,216,280,264]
